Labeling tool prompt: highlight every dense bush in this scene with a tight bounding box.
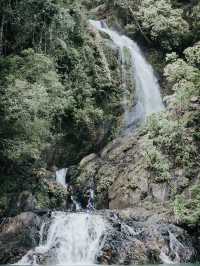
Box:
[174,185,200,224]
[164,46,200,114]
[136,0,190,50]
[184,42,200,68]
[144,137,171,182]
[143,42,200,221]
[0,0,121,172]
[0,49,66,163]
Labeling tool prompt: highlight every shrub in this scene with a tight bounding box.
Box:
[174,185,200,224]
[136,0,189,50]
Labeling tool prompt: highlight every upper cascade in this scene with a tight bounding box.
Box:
[55,168,68,186]
[90,20,164,133]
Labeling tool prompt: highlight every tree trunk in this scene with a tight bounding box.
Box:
[0,15,5,55]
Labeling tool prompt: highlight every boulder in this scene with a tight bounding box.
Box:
[72,134,150,210]
[0,212,42,264]
[17,191,37,212]
[72,130,198,212]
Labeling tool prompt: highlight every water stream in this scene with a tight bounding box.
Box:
[90,20,164,133]
[55,168,68,186]
[71,195,82,211]
[18,212,106,265]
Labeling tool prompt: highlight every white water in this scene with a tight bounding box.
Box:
[56,168,68,186]
[87,188,95,210]
[160,249,175,264]
[18,212,106,265]
[90,20,164,132]
[71,195,82,211]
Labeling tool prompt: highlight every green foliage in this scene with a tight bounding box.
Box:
[35,179,68,209]
[144,80,198,184]
[0,0,86,54]
[0,0,122,172]
[184,42,200,68]
[0,49,66,163]
[174,185,200,224]
[145,112,197,170]
[144,137,171,182]
[0,0,58,54]
[143,42,200,219]
[164,44,200,116]
[95,0,194,52]
[191,2,200,39]
[136,0,189,50]
[164,58,199,84]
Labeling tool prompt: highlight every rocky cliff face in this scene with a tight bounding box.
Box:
[70,134,148,210]
[71,135,147,208]
[70,117,199,214]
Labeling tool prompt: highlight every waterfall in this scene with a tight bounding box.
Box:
[71,195,81,211]
[90,20,164,132]
[55,168,68,186]
[87,188,95,211]
[18,212,106,265]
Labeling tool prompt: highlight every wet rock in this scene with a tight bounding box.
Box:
[0,212,42,264]
[190,96,199,103]
[72,134,150,210]
[80,153,98,168]
[96,211,197,265]
[89,4,107,19]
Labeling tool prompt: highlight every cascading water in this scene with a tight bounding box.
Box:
[90,20,164,133]
[56,168,68,186]
[87,188,95,211]
[56,169,82,211]
[18,212,106,265]
[71,195,81,211]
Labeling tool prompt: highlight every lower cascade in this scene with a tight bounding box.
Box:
[16,210,196,265]
[18,212,106,265]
